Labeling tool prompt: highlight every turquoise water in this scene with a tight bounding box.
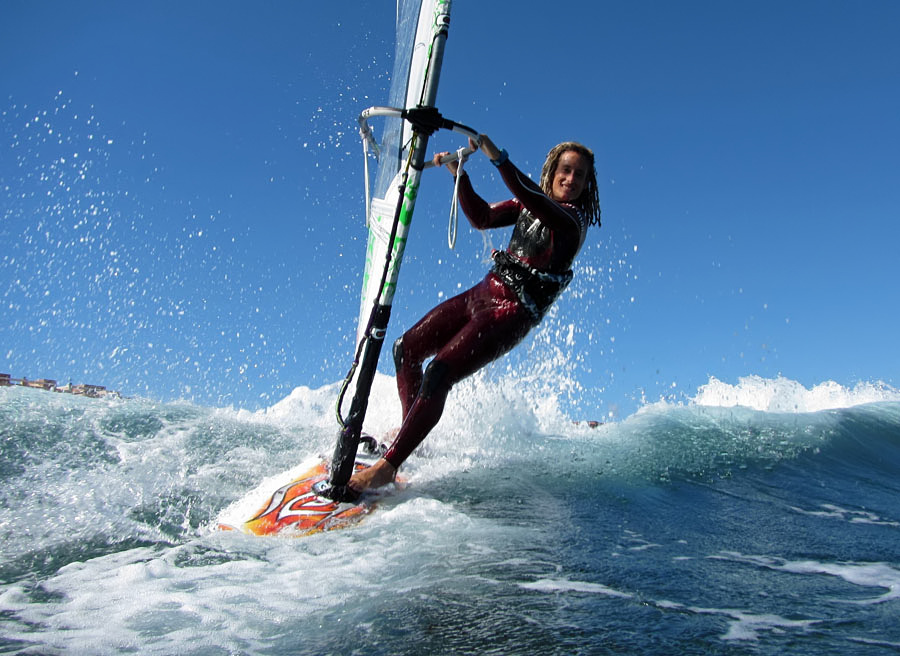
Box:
[2,376,899,654]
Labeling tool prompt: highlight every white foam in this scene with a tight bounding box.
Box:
[646,599,820,641]
[519,578,633,598]
[790,503,900,527]
[519,578,820,643]
[778,560,900,605]
[690,375,900,413]
[257,373,403,438]
[0,495,523,655]
[716,610,820,641]
[711,551,900,605]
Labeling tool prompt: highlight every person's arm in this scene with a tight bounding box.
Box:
[433,140,518,230]
[477,134,582,236]
[456,174,519,230]
[476,134,503,162]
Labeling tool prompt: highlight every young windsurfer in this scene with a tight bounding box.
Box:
[349,134,601,492]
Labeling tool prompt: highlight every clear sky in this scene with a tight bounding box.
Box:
[2,1,899,417]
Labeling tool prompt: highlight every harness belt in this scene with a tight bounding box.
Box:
[490,249,573,319]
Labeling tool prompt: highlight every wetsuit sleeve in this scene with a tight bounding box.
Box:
[495,159,583,236]
[456,172,520,230]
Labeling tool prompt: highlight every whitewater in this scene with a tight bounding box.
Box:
[2,372,899,655]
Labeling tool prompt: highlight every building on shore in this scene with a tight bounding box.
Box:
[1,373,118,398]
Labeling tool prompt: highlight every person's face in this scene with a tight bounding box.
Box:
[551,150,589,203]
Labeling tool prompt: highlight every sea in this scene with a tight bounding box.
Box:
[2,373,899,655]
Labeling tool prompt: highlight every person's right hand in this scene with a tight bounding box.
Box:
[432,151,461,175]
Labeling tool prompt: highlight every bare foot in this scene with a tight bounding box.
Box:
[348,458,397,493]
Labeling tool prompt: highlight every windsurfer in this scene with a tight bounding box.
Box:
[349,133,601,492]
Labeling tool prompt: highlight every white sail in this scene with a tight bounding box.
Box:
[355,0,450,347]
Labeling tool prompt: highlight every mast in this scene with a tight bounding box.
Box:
[322,0,453,501]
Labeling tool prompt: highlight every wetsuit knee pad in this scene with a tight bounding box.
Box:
[420,359,450,399]
[392,337,404,371]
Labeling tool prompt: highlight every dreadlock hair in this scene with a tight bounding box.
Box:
[539,142,601,227]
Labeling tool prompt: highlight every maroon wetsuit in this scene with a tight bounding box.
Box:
[383,155,589,468]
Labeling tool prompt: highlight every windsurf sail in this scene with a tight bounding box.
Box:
[322,0,478,500]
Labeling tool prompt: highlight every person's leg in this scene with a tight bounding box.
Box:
[350,276,534,493]
[382,295,534,468]
[393,285,474,418]
[348,287,480,494]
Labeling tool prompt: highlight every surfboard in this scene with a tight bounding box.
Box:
[217,2,475,532]
[217,456,401,537]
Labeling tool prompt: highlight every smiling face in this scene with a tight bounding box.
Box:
[550,150,590,203]
[539,141,601,227]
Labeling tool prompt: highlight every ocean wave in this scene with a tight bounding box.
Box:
[690,375,900,413]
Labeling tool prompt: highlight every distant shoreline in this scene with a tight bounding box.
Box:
[1,373,119,399]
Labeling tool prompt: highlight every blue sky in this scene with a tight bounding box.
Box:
[2,1,899,417]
